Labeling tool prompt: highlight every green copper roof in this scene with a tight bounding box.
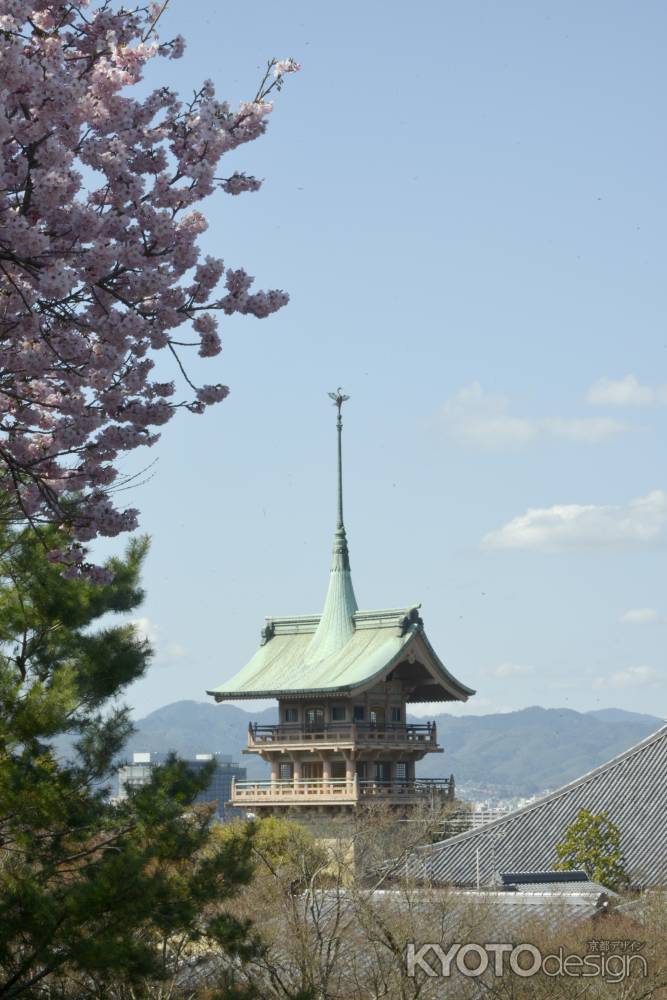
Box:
[207,607,475,702]
[207,392,475,705]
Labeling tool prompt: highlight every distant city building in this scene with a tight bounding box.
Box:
[444,800,544,836]
[117,752,246,819]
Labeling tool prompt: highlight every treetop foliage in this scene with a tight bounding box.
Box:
[0,521,257,996]
[554,807,630,891]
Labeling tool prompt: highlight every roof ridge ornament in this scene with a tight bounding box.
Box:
[260,620,275,645]
[398,606,424,636]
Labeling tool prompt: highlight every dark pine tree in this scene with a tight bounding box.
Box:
[0,526,257,998]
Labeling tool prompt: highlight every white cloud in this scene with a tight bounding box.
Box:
[621,608,663,625]
[440,384,535,447]
[441,383,626,448]
[129,617,187,662]
[482,490,667,552]
[164,641,187,659]
[540,417,627,443]
[130,616,159,644]
[494,662,534,678]
[593,665,661,689]
[411,697,499,716]
[586,374,667,407]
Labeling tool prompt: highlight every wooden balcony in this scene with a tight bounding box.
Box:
[246,721,441,753]
[230,776,454,809]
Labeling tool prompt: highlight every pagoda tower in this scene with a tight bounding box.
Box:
[207,392,475,816]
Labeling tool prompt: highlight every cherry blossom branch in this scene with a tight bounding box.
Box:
[0,2,299,573]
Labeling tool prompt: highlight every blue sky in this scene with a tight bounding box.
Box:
[100,0,667,719]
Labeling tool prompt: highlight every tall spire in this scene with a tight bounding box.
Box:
[332,387,350,569]
[306,389,358,661]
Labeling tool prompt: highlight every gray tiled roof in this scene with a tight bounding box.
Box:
[442,892,608,931]
[505,881,612,895]
[495,871,614,895]
[497,870,589,885]
[411,723,667,888]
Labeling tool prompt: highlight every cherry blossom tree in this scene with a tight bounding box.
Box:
[0,0,298,576]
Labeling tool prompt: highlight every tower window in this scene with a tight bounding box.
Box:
[305,707,324,729]
[375,762,390,782]
[331,705,346,722]
[284,707,298,723]
[391,706,401,723]
[353,705,365,721]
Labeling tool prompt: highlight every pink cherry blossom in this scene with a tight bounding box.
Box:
[0,2,298,571]
[273,58,301,77]
[220,172,263,196]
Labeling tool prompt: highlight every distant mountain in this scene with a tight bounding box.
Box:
[126,701,277,779]
[586,707,665,727]
[126,701,664,796]
[416,706,664,796]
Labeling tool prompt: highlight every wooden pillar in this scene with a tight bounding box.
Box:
[345,751,357,797]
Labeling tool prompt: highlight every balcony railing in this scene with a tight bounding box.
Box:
[247,721,439,749]
[230,776,454,807]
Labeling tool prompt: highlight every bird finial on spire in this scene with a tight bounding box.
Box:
[328,387,350,426]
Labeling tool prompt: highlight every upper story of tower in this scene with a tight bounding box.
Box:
[207,391,475,707]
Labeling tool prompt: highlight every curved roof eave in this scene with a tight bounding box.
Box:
[349,627,475,702]
[206,624,475,703]
[415,629,476,700]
